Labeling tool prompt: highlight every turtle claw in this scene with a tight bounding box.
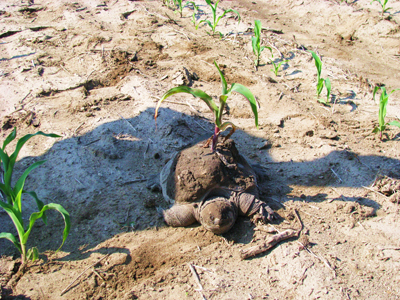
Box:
[251,205,275,224]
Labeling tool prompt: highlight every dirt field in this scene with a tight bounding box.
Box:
[1,0,400,299]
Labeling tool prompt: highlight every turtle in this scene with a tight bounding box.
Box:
[150,138,275,234]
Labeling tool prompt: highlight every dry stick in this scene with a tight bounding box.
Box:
[60,254,110,296]
[330,168,343,183]
[118,113,137,132]
[240,229,298,259]
[362,186,389,199]
[188,264,207,300]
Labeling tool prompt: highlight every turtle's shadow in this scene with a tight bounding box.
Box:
[1,107,399,258]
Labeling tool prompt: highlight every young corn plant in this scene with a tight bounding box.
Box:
[155,61,258,152]
[197,0,240,38]
[372,86,400,140]
[252,20,267,70]
[186,1,199,27]
[0,128,70,266]
[308,50,331,105]
[370,0,392,15]
[173,0,185,17]
[266,47,288,76]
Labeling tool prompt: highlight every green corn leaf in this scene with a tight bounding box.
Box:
[214,61,228,95]
[0,200,25,250]
[372,126,380,133]
[2,127,17,151]
[378,91,388,127]
[0,232,21,253]
[14,160,46,198]
[372,85,381,103]
[388,120,400,128]
[254,20,262,39]
[24,190,47,225]
[155,86,218,121]
[325,77,331,102]
[22,203,70,250]
[317,78,324,97]
[27,247,39,262]
[308,50,322,81]
[5,132,60,187]
[224,9,241,24]
[251,36,258,56]
[228,83,259,129]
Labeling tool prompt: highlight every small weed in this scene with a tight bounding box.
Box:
[0,128,70,267]
[372,86,400,140]
[197,0,240,38]
[370,0,392,15]
[308,50,331,105]
[155,62,258,151]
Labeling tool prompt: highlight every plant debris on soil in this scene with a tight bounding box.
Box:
[1,0,400,299]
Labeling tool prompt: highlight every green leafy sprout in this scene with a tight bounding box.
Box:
[308,50,331,105]
[0,128,70,266]
[155,61,258,152]
[268,47,288,76]
[372,86,400,140]
[186,1,199,27]
[197,0,241,38]
[251,20,267,70]
[370,0,392,15]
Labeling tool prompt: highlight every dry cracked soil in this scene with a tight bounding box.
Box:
[1,0,400,299]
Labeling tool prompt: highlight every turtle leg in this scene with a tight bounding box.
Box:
[162,204,197,227]
[146,174,161,192]
[235,192,275,223]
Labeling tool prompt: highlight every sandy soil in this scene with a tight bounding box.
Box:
[1,0,400,299]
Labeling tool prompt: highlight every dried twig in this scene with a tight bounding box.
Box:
[60,254,110,296]
[188,264,206,299]
[118,113,136,132]
[362,186,389,199]
[330,168,343,183]
[240,229,298,259]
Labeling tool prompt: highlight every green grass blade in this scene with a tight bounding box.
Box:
[228,83,259,129]
[22,203,70,250]
[214,61,228,95]
[0,232,21,253]
[155,86,218,121]
[2,127,17,151]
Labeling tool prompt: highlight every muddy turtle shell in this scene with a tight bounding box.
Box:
[160,139,258,204]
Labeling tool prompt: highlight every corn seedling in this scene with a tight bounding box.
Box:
[0,128,70,266]
[155,61,258,151]
[372,86,400,140]
[174,0,185,17]
[186,1,199,27]
[251,20,268,70]
[308,50,331,105]
[266,47,288,76]
[370,0,392,15]
[197,0,240,37]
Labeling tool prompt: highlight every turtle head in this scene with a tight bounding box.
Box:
[199,197,237,234]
